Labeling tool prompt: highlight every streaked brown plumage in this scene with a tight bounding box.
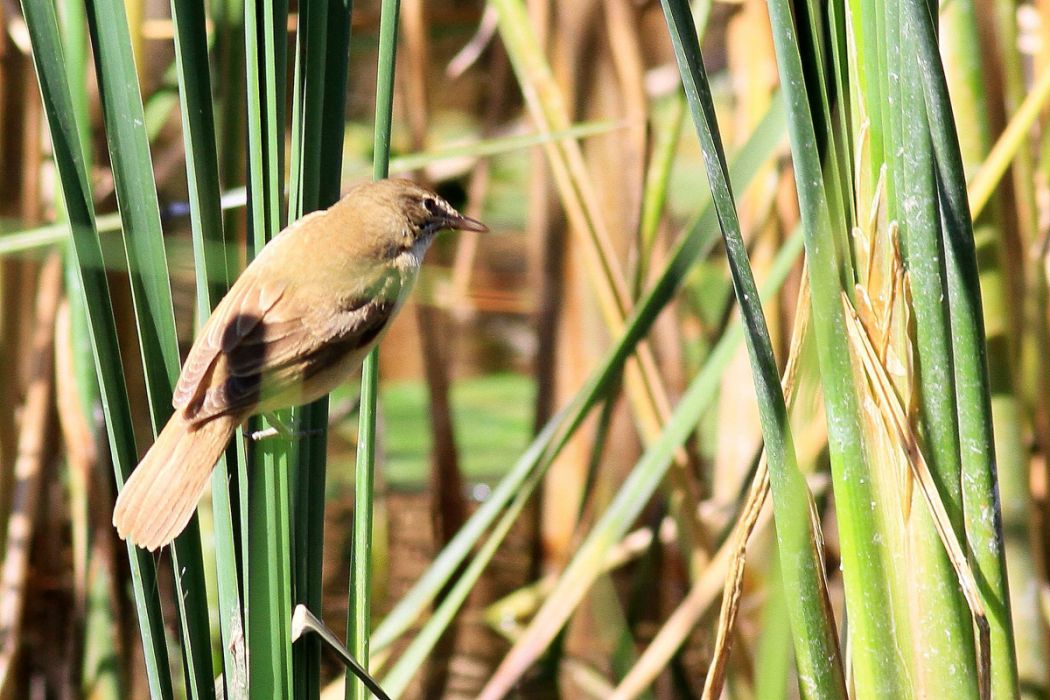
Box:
[113,179,486,550]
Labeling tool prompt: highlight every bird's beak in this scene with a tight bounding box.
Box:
[446,213,489,233]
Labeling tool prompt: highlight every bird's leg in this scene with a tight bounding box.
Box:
[245,412,324,441]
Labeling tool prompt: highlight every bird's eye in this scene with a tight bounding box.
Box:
[423,197,439,214]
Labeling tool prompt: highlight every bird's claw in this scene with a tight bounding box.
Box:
[247,426,325,441]
[243,413,325,442]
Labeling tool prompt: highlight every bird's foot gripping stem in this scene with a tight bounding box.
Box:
[244,412,325,441]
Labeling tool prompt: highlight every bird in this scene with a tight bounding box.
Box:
[113,178,487,551]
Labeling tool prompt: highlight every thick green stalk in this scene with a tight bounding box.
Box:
[83,0,215,694]
[864,7,925,686]
[941,2,1043,694]
[20,1,172,694]
[765,0,906,695]
[213,0,247,254]
[894,2,979,694]
[349,1,399,698]
[826,0,853,222]
[881,0,902,222]
[289,0,352,696]
[168,0,244,693]
[59,0,92,166]
[288,4,329,697]
[244,0,294,696]
[83,0,180,390]
[797,0,852,239]
[849,0,885,183]
[660,0,845,695]
[349,355,379,700]
[56,2,115,693]
[900,0,1021,695]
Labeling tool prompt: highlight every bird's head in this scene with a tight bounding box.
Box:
[343,179,487,263]
[397,180,488,241]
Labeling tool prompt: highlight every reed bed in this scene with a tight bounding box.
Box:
[1,0,1048,698]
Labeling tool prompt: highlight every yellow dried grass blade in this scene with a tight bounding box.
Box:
[701,272,819,700]
[843,293,991,700]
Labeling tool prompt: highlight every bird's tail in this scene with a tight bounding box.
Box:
[113,411,238,551]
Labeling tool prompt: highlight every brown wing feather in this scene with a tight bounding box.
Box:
[172,210,336,414]
[173,277,287,416]
[184,288,401,423]
[187,313,314,421]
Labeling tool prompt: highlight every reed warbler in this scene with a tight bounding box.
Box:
[113,178,487,550]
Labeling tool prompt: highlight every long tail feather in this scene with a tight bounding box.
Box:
[113,411,238,551]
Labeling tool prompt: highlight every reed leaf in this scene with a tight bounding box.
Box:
[475,228,806,700]
[168,0,244,692]
[86,0,217,694]
[243,0,294,696]
[0,122,619,258]
[659,0,844,695]
[19,1,173,694]
[900,0,1021,693]
[370,94,787,656]
[349,1,399,698]
[887,1,979,693]
[765,0,906,694]
[288,1,353,697]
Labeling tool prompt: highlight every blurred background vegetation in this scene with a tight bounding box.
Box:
[1,0,1049,698]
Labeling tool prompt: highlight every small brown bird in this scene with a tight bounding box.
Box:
[113,179,487,550]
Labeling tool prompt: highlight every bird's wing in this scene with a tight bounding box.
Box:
[172,274,289,416]
[171,210,330,414]
[174,263,403,423]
